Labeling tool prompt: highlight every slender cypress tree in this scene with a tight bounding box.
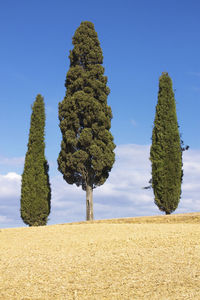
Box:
[58,21,115,220]
[150,72,182,214]
[21,94,51,226]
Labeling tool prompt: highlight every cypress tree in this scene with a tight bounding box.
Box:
[21,94,51,226]
[150,72,182,214]
[58,21,115,220]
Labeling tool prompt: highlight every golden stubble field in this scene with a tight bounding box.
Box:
[0,213,200,300]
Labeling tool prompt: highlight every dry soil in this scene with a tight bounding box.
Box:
[0,212,200,299]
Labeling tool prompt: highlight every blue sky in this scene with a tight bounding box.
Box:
[0,0,200,228]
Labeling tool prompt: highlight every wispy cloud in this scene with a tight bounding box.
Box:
[188,71,200,77]
[130,119,137,127]
[191,86,200,92]
[0,215,13,223]
[0,156,24,167]
[187,72,200,93]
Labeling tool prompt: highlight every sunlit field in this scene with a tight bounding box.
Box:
[1,213,200,299]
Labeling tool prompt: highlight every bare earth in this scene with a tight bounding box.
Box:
[0,212,200,300]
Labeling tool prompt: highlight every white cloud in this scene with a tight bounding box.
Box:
[0,145,199,228]
[4,172,21,180]
[50,145,200,222]
[0,172,22,228]
[95,144,151,198]
[180,149,200,213]
[188,71,200,77]
[0,172,21,198]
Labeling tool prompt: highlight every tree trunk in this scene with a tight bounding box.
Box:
[86,184,94,221]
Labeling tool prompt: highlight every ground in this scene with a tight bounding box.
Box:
[0,212,200,299]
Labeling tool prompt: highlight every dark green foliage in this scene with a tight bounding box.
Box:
[150,72,182,214]
[58,21,115,204]
[21,94,51,226]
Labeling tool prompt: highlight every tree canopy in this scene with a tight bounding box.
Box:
[58,21,115,220]
[150,72,182,214]
[21,94,51,226]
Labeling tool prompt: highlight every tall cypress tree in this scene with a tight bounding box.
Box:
[58,21,115,220]
[150,72,182,214]
[21,94,51,226]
